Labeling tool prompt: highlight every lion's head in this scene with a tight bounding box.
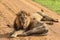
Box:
[15,11,31,30]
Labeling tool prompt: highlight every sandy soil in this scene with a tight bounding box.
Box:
[0,0,60,40]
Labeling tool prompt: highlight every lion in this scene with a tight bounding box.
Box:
[7,11,48,38]
[7,11,31,37]
[7,11,59,38]
[11,11,48,37]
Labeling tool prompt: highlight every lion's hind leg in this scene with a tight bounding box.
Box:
[22,23,48,36]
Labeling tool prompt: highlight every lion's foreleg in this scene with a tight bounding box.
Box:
[10,30,24,37]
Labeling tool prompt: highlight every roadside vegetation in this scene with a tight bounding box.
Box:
[33,0,60,15]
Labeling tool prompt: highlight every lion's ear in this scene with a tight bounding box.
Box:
[16,11,23,16]
[16,13,21,16]
[16,11,22,16]
[21,11,24,13]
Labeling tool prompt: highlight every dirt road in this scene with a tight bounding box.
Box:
[0,0,60,40]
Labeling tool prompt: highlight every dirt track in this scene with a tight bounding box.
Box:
[0,0,60,40]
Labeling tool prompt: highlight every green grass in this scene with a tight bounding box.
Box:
[33,0,60,15]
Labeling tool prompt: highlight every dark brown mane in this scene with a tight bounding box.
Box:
[14,11,31,30]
